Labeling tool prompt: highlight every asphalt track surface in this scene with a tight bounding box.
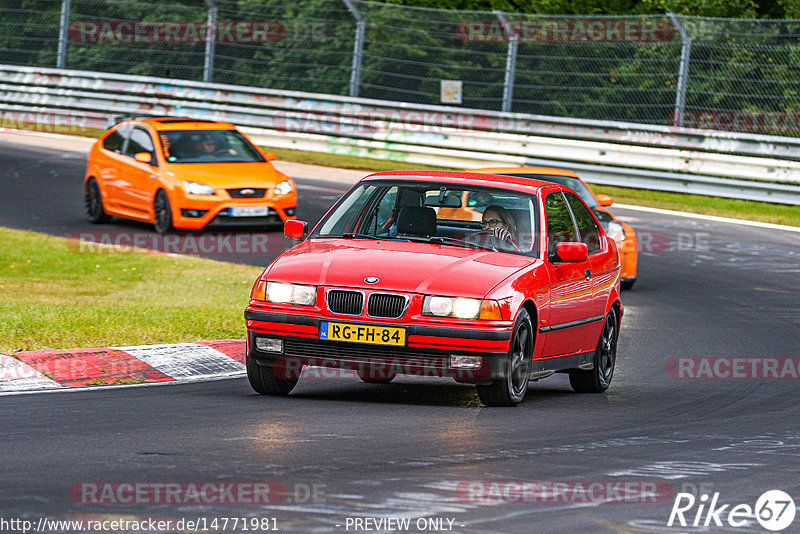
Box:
[2,138,800,533]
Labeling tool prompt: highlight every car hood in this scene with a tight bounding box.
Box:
[266,239,534,297]
[165,162,287,188]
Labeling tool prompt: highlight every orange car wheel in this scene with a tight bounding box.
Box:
[85,178,110,224]
[153,190,173,234]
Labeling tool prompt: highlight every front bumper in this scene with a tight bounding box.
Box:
[171,194,296,230]
[245,309,513,383]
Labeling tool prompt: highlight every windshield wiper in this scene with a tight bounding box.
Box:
[430,236,495,251]
[398,235,494,251]
[340,232,379,239]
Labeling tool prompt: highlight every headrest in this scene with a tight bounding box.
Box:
[396,206,436,237]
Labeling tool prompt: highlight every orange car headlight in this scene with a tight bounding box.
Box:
[607,221,625,243]
[183,181,216,195]
[274,180,294,196]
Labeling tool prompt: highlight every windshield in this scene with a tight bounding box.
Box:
[312,180,540,257]
[158,130,265,163]
[508,174,598,208]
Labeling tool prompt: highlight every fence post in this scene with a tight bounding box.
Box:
[494,11,518,113]
[56,0,71,68]
[668,13,692,127]
[342,0,365,98]
[204,0,217,83]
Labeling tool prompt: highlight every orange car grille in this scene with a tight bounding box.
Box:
[227,188,266,198]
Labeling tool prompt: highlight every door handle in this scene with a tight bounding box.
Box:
[585,269,592,279]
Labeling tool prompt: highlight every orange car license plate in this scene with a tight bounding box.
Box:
[320,322,406,346]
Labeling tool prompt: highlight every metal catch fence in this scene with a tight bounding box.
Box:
[1,1,799,135]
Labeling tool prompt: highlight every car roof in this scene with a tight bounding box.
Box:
[117,117,237,131]
[466,166,583,180]
[363,170,559,192]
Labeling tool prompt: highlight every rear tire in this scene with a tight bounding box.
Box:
[153,190,173,234]
[247,356,298,396]
[85,178,110,223]
[569,309,618,393]
[476,308,533,407]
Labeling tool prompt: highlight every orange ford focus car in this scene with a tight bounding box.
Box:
[468,167,638,290]
[84,117,297,233]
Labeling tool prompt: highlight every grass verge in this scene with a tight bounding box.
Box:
[269,147,450,173]
[589,183,800,227]
[0,227,262,353]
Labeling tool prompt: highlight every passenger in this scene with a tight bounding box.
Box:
[482,205,519,251]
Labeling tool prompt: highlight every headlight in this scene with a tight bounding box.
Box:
[422,296,502,320]
[607,221,625,243]
[183,181,216,195]
[265,282,316,306]
[274,180,294,196]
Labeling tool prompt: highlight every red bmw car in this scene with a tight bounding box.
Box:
[245,171,623,406]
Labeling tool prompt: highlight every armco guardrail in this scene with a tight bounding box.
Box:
[2,65,800,205]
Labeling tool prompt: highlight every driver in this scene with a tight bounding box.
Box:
[195,135,218,155]
[482,205,519,251]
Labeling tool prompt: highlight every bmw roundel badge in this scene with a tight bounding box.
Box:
[364,276,379,284]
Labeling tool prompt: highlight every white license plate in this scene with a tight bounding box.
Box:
[230,206,270,217]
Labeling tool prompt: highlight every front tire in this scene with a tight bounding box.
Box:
[85,178,110,223]
[247,356,298,396]
[476,308,533,407]
[153,190,173,234]
[569,309,618,393]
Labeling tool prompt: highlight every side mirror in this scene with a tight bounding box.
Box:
[263,151,277,162]
[134,152,153,164]
[555,242,588,263]
[596,194,614,207]
[284,219,307,240]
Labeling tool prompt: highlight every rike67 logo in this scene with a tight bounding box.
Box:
[668,490,796,531]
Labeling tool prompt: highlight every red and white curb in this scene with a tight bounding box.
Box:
[0,339,245,394]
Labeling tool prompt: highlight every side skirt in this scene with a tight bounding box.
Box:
[530,351,595,380]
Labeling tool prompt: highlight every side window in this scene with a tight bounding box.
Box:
[102,125,128,153]
[124,127,156,163]
[545,192,579,256]
[565,193,602,253]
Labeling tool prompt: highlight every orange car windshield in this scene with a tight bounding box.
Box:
[507,174,598,208]
[158,130,265,164]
